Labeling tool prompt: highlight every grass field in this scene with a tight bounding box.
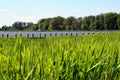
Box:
[0,32,120,80]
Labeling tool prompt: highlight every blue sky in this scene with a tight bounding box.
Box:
[0,0,120,27]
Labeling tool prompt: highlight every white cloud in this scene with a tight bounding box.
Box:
[12,15,38,22]
[0,9,44,27]
[0,9,7,15]
[95,8,119,13]
[47,13,58,17]
[0,11,39,27]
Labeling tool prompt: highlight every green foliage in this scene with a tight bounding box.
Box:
[117,14,120,29]
[1,12,120,31]
[0,32,120,80]
[104,12,118,30]
[49,16,65,30]
[95,14,105,30]
[81,16,89,30]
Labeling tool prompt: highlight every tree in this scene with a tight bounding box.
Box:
[28,24,38,31]
[117,14,120,29]
[38,18,52,30]
[77,17,82,30]
[1,12,120,31]
[43,18,52,30]
[104,12,118,30]
[27,22,34,28]
[12,21,28,30]
[49,16,65,30]
[65,16,77,30]
[88,16,95,30]
[2,25,7,31]
[96,14,105,30]
[81,16,94,30]
[90,14,105,30]
[72,18,80,30]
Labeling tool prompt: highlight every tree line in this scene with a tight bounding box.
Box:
[1,12,120,31]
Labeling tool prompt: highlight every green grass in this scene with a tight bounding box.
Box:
[0,32,120,80]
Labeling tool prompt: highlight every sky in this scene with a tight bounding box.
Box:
[0,0,120,27]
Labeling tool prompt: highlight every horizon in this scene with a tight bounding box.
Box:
[0,0,120,27]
